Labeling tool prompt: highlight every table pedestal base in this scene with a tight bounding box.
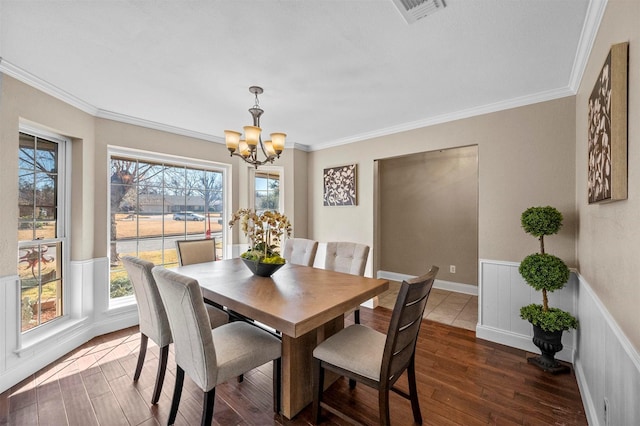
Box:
[281,315,344,419]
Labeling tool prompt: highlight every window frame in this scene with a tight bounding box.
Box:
[107,146,231,308]
[250,165,284,213]
[17,124,71,340]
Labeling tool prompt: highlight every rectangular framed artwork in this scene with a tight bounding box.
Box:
[323,164,357,206]
[587,41,629,204]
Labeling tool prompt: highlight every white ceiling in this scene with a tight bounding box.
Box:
[0,0,601,151]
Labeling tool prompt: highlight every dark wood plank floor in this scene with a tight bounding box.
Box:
[0,307,587,425]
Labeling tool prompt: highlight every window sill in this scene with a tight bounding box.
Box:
[15,316,89,357]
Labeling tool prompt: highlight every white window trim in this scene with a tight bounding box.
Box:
[16,124,72,350]
[106,146,232,308]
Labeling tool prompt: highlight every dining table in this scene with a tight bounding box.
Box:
[172,257,389,419]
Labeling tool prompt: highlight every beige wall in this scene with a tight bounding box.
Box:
[575,0,640,350]
[309,97,577,278]
[0,74,307,275]
[0,75,95,270]
[377,145,478,284]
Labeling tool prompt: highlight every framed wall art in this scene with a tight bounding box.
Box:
[323,163,357,206]
[587,41,629,204]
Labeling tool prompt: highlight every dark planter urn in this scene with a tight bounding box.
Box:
[528,324,570,374]
[241,258,285,277]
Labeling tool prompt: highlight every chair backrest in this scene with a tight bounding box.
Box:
[324,242,370,275]
[380,266,438,387]
[176,238,217,266]
[121,256,172,347]
[282,238,319,267]
[152,266,218,391]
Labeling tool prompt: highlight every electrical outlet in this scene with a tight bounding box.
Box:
[450,265,456,273]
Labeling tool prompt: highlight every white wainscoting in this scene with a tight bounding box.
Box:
[573,274,640,426]
[478,259,640,426]
[477,259,577,362]
[0,258,138,393]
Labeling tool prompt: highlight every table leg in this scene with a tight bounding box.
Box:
[280,315,344,419]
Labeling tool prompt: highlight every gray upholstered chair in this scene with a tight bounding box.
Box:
[312,266,439,426]
[151,266,282,425]
[121,256,228,405]
[324,242,370,323]
[282,238,319,266]
[175,237,217,266]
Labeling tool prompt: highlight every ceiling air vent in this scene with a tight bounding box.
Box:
[392,0,447,24]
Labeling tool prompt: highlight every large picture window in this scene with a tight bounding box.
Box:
[109,151,227,300]
[18,131,67,332]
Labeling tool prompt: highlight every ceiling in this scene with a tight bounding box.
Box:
[0,0,601,151]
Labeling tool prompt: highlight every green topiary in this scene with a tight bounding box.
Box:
[521,206,563,238]
[519,304,578,332]
[518,206,577,332]
[519,253,570,292]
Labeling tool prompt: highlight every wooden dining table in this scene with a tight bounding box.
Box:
[172,257,389,419]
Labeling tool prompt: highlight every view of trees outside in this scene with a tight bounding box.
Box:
[18,132,63,332]
[109,156,225,299]
[255,170,280,212]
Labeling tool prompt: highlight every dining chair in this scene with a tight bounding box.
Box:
[312,266,438,426]
[121,256,229,405]
[324,242,370,324]
[175,237,217,266]
[151,266,282,425]
[282,238,319,266]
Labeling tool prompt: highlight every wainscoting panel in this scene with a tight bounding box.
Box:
[574,274,640,426]
[477,259,576,362]
[479,259,640,425]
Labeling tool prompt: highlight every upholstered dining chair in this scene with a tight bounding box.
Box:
[282,238,319,266]
[121,256,229,405]
[324,242,370,324]
[175,237,217,266]
[312,266,439,426]
[151,266,282,425]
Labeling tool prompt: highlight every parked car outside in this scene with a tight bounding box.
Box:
[173,212,205,221]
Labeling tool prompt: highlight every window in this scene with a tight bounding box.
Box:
[18,131,67,333]
[109,150,227,300]
[253,168,281,213]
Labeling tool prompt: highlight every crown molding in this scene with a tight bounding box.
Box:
[95,109,223,143]
[567,0,608,92]
[308,86,575,151]
[0,57,98,115]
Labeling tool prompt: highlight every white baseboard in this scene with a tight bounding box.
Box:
[376,270,478,296]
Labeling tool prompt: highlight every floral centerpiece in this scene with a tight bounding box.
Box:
[229,208,292,276]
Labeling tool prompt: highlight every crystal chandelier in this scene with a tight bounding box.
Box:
[224,86,286,168]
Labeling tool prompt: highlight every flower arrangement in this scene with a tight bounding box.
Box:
[229,208,292,264]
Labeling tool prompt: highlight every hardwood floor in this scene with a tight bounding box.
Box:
[1,307,587,425]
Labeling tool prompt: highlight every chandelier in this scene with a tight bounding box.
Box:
[224,86,286,168]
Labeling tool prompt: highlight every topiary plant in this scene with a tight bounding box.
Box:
[518,206,577,332]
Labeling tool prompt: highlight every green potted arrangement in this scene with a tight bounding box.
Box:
[518,206,578,373]
[229,208,292,277]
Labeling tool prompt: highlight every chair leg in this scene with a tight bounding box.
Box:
[349,378,357,389]
[133,333,148,381]
[237,374,244,383]
[201,388,215,426]
[312,359,324,424]
[273,358,282,414]
[168,366,185,426]
[151,344,169,405]
[407,357,423,424]
[354,309,360,324]
[379,389,391,426]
